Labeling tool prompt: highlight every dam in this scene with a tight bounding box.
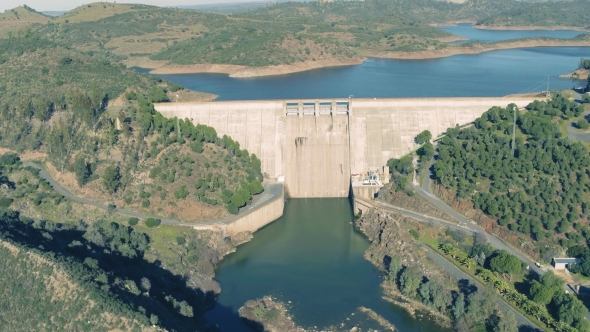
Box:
[155,97,533,198]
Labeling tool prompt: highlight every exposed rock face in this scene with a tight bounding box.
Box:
[356,208,428,270]
[378,187,454,221]
[239,297,304,332]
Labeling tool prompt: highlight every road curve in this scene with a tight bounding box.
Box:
[23,161,283,227]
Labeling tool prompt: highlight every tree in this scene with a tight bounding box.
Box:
[553,293,588,326]
[415,130,432,144]
[399,267,422,297]
[248,180,264,195]
[73,156,92,186]
[145,218,161,228]
[452,292,466,319]
[529,281,553,305]
[467,286,497,323]
[148,87,169,103]
[388,256,403,283]
[489,251,523,276]
[583,93,590,103]
[128,217,139,226]
[576,118,589,129]
[140,277,151,294]
[102,165,121,193]
[530,271,564,305]
[493,311,518,332]
[149,314,158,326]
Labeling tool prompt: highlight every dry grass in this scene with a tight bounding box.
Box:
[54,3,141,24]
[0,6,50,37]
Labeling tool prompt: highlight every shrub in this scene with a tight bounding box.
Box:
[409,229,419,240]
[142,199,150,207]
[128,217,139,226]
[0,198,14,208]
[145,218,161,228]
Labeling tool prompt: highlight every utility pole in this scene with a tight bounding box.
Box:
[512,105,516,157]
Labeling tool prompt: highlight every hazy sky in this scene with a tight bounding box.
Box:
[0,0,254,12]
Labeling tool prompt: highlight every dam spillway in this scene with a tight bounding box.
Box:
[155,97,534,198]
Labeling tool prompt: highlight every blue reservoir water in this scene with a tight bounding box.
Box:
[438,23,588,44]
[154,47,589,101]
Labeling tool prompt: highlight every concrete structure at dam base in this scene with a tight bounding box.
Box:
[156,97,534,202]
[192,184,285,236]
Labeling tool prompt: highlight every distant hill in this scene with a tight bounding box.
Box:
[0,6,51,37]
[53,2,156,23]
[41,11,67,17]
[477,1,590,28]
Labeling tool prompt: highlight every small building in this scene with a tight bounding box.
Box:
[552,257,580,270]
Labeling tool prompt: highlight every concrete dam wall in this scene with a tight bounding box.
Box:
[155,97,533,197]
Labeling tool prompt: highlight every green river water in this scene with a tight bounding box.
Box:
[205,198,450,331]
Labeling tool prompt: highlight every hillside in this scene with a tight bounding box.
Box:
[0,5,51,37]
[53,2,155,23]
[477,1,590,28]
[0,235,157,331]
[429,96,590,260]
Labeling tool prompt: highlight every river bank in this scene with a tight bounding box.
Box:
[560,68,589,80]
[474,25,590,32]
[380,37,590,60]
[130,37,589,79]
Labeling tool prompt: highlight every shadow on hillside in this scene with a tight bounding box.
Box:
[0,210,256,332]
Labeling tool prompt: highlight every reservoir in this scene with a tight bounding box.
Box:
[154,46,589,101]
[153,26,589,331]
[149,25,589,101]
[438,23,588,44]
[205,199,447,331]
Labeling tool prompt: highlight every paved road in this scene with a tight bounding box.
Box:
[566,111,590,143]
[426,246,539,330]
[23,161,283,227]
[418,158,544,276]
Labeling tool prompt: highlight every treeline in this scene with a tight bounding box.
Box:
[476,1,590,28]
[386,239,518,331]
[440,235,589,332]
[580,59,590,70]
[0,209,219,331]
[432,96,590,254]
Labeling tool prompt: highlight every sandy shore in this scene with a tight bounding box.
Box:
[125,37,589,79]
[149,58,364,78]
[380,38,590,60]
[560,68,589,80]
[474,25,590,32]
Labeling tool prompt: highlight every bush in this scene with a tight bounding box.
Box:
[409,229,419,240]
[227,203,239,214]
[145,218,161,228]
[577,118,589,129]
[128,217,139,226]
[0,153,20,166]
[142,199,150,207]
[0,198,14,208]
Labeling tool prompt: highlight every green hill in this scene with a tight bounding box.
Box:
[477,1,590,27]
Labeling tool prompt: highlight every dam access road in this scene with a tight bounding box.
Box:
[23,161,284,234]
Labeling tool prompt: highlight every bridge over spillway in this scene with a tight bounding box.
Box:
[155,97,533,198]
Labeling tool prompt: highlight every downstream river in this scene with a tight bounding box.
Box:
[152,26,589,331]
[205,199,446,331]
